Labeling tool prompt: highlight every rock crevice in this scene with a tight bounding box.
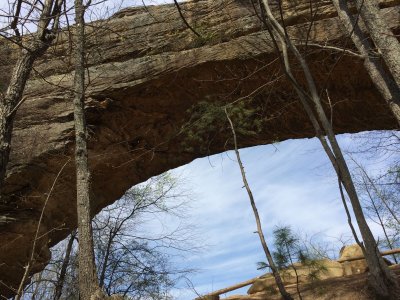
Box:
[0,0,399,297]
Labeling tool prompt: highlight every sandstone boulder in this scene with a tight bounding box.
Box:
[248,259,343,294]
[224,292,272,300]
[339,244,368,275]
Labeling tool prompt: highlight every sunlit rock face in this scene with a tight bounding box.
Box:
[247,260,344,295]
[0,0,399,297]
[246,244,377,296]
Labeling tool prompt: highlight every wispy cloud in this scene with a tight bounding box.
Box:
[166,133,394,299]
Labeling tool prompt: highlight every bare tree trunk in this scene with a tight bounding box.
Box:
[173,0,201,37]
[53,231,77,300]
[367,186,398,264]
[332,0,400,125]
[0,55,38,191]
[354,0,400,88]
[338,177,363,248]
[285,244,302,300]
[225,108,293,300]
[0,0,64,191]
[99,230,114,288]
[15,159,70,300]
[73,0,100,299]
[339,161,398,299]
[259,1,399,298]
[356,161,400,226]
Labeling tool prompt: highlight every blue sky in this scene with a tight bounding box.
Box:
[161,133,394,299]
[1,1,396,299]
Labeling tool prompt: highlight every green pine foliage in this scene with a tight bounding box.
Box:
[182,101,263,152]
[272,226,327,283]
[257,225,328,284]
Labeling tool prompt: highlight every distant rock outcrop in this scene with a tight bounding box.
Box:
[248,260,344,295]
[247,244,378,296]
[339,244,369,275]
[0,0,399,297]
[225,245,397,300]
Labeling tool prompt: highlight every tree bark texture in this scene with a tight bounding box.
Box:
[73,0,100,299]
[0,0,63,192]
[99,230,114,289]
[354,0,400,88]
[225,108,293,300]
[332,0,400,125]
[364,184,398,264]
[54,231,76,300]
[0,48,45,191]
[260,1,399,298]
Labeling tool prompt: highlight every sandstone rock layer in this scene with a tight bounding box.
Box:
[0,0,399,296]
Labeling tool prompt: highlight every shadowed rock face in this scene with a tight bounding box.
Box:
[0,0,399,296]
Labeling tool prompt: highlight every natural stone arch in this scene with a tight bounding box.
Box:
[0,0,399,296]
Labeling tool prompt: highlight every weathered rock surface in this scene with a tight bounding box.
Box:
[339,244,369,275]
[246,244,381,297]
[248,260,344,294]
[0,0,399,297]
[224,266,400,300]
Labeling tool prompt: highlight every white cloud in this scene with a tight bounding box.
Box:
[166,133,395,299]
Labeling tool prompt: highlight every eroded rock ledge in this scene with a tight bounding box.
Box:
[0,0,399,296]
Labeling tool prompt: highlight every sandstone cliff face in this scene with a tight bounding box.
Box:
[0,0,399,296]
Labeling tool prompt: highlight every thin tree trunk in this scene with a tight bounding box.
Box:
[173,0,201,37]
[259,1,399,298]
[0,0,64,192]
[354,0,400,88]
[99,230,114,288]
[0,54,35,191]
[338,177,363,248]
[363,178,398,264]
[73,1,100,299]
[357,162,400,226]
[53,231,77,300]
[15,159,70,300]
[332,0,400,125]
[225,108,293,300]
[338,162,398,299]
[285,244,302,300]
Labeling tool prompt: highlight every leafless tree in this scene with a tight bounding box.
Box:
[14,159,70,300]
[93,173,196,298]
[53,230,77,300]
[225,107,293,300]
[332,0,400,124]
[255,0,399,298]
[0,0,65,191]
[352,159,400,263]
[352,0,400,88]
[23,172,196,300]
[72,0,101,298]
